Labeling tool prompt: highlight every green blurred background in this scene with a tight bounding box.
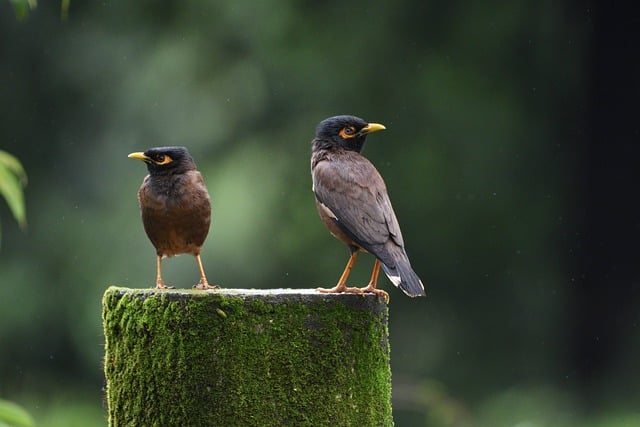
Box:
[1,1,638,426]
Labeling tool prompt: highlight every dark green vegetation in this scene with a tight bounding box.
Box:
[1,1,638,426]
[103,287,391,426]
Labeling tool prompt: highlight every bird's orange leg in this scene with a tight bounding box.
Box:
[359,259,389,301]
[155,256,174,289]
[193,254,219,290]
[317,251,364,294]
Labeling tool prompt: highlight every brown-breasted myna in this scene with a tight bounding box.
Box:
[128,146,217,290]
[311,115,426,299]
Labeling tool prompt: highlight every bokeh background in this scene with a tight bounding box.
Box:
[1,1,638,426]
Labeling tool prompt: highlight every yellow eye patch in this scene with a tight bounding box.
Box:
[339,126,357,139]
[154,154,173,165]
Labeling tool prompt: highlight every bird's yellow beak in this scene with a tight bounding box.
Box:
[128,152,150,162]
[360,123,386,135]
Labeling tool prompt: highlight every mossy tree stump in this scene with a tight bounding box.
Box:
[102,287,393,426]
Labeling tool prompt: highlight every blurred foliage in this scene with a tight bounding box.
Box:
[0,0,637,426]
[8,0,36,21]
[8,0,69,21]
[0,151,27,245]
[0,399,34,427]
[9,0,32,21]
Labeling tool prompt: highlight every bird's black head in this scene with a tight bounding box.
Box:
[128,146,197,176]
[313,115,386,153]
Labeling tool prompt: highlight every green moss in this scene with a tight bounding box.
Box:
[103,287,393,426]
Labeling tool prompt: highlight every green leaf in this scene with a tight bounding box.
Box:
[0,399,35,427]
[0,151,27,185]
[61,0,70,20]
[9,0,37,21]
[0,151,27,229]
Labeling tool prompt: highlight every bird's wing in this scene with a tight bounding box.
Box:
[312,153,404,250]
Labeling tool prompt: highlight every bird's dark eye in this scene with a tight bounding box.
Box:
[153,154,173,165]
[339,126,357,139]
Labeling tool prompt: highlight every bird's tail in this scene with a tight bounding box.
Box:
[380,250,426,297]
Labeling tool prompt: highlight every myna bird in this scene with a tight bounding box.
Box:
[311,115,426,299]
[128,146,217,290]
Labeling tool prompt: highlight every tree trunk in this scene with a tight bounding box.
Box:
[102,287,393,426]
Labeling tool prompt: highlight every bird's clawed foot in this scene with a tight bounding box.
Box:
[192,256,217,290]
[359,284,390,302]
[193,281,220,290]
[155,280,175,290]
[317,283,364,294]
[317,283,389,301]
